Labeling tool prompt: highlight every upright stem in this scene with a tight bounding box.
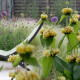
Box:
[66,16,68,26]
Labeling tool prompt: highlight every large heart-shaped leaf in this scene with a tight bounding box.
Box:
[24,57,40,67]
[41,56,53,78]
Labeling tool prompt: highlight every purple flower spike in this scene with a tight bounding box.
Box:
[51,16,58,22]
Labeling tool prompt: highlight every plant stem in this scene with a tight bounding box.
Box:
[11,78,14,80]
[66,16,68,26]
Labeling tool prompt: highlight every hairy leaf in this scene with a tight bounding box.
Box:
[12,57,22,67]
[40,35,46,47]
[45,37,54,48]
[74,24,79,33]
[24,57,40,67]
[58,15,66,23]
[41,56,53,78]
[54,56,70,73]
[73,63,80,80]
[52,38,55,48]
[66,32,77,53]
[58,35,65,48]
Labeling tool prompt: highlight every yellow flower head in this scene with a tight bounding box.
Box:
[73,14,79,19]
[9,72,15,78]
[28,71,40,80]
[76,57,80,63]
[69,18,78,24]
[73,53,79,59]
[16,44,26,54]
[43,29,57,39]
[15,71,27,80]
[66,55,74,62]
[62,8,73,15]
[8,54,19,62]
[50,30,57,37]
[16,44,35,54]
[77,36,80,42]
[43,50,51,58]
[43,29,50,39]
[15,70,40,80]
[25,44,35,53]
[52,48,60,56]
[60,76,66,80]
[41,14,48,19]
[40,28,45,34]
[61,26,73,34]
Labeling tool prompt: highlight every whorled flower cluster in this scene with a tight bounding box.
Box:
[8,54,19,62]
[73,14,79,19]
[61,26,73,34]
[69,18,78,24]
[66,53,80,63]
[15,70,39,80]
[41,13,48,19]
[62,8,73,15]
[16,44,34,54]
[40,28,57,39]
[43,48,60,58]
[9,72,15,78]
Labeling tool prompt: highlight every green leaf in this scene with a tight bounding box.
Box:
[45,20,51,26]
[12,57,22,67]
[0,66,3,72]
[54,56,70,73]
[24,57,40,67]
[69,62,75,74]
[67,43,79,53]
[40,35,46,47]
[66,32,78,53]
[74,24,79,33]
[73,63,80,80]
[35,19,43,27]
[58,35,65,48]
[41,56,53,78]
[58,15,66,24]
[52,38,55,48]
[45,37,53,48]
[64,69,71,79]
